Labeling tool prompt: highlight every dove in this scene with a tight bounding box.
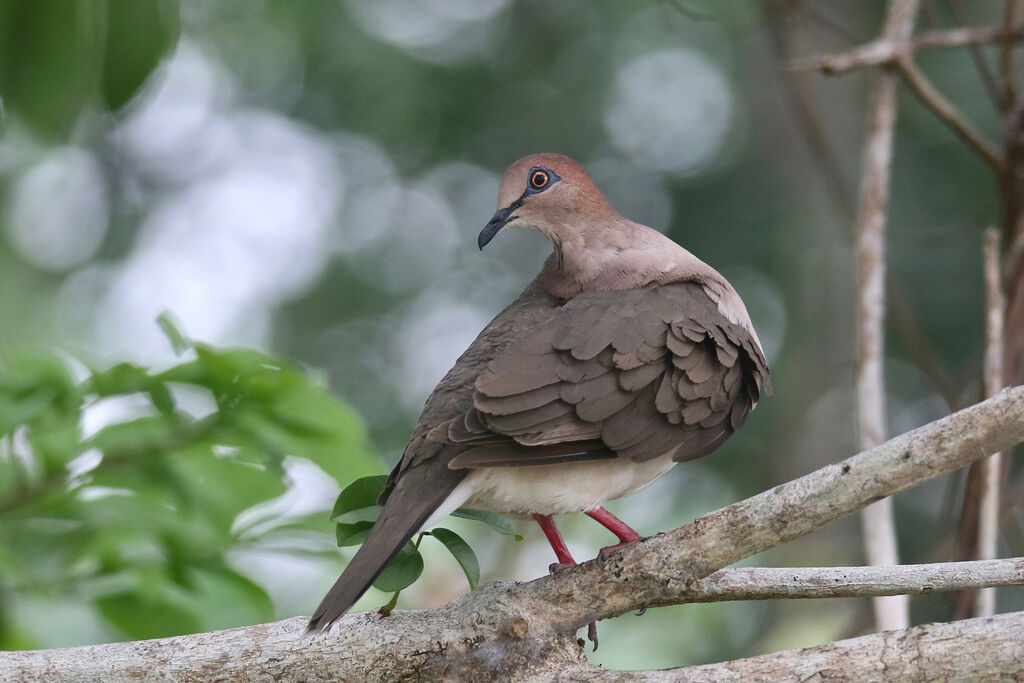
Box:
[307,153,771,642]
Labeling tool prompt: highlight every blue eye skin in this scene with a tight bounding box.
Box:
[526,167,560,194]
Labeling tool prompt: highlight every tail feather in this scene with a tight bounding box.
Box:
[306,465,467,633]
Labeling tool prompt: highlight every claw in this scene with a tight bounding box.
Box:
[598,538,642,561]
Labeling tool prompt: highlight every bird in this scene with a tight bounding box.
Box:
[307,153,771,641]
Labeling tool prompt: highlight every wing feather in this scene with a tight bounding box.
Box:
[438,281,771,470]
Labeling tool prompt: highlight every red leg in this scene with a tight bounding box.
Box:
[586,507,642,558]
[533,514,599,650]
[533,514,576,570]
[586,507,642,543]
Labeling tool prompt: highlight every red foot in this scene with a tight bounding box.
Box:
[598,539,641,560]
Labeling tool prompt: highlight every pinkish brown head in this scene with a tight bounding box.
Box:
[478,153,617,249]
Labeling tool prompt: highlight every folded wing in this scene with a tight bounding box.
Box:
[442,281,771,469]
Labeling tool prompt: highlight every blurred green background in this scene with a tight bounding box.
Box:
[0,0,1019,670]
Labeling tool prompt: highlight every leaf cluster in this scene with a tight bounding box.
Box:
[0,321,379,646]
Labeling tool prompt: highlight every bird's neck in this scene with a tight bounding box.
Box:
[534,220,686,300]
[528,221,762,349]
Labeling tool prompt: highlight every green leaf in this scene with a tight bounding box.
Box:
[331,475,387,522]
[156,312,191,356]
[372,541,423,593]
[0,0,102,141]
[335,520,373,547]
[95,591,202,640]
[85,361,177,416]
[430,527,479,590]
[100,0,179,111]
[86,415,178,456]
[452,508,521,539]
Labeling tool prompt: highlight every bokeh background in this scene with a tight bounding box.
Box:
[0,0,1020,670]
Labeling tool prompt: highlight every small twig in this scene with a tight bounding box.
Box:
[684,558,1024,603]
[1003,0,1020,108]
[896,57,1006,171]
[944,0,1004,110]
[788,24,1024,73]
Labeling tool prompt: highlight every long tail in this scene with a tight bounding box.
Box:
[306,464,467,633]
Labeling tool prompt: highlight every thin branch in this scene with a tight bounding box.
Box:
[853,0,920,633]
[1003,0,1020,108]
[684,557,1024,603]
[2,388,1024,679]
[896,57,1005,171]
[975,229,1008,618]
[944,0,1004,110]
[789,23,1024,73]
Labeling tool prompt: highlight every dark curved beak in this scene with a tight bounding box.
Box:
[478,198,523,250]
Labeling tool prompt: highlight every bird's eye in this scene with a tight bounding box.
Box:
[530,170,549,189]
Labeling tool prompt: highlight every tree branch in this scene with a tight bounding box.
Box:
[788,24,1024,73]
[613,611,1024,681]
[1002,0,1021,108]
[4,387,1023,680]
[896,57,1005,171]
[853,0,920,632]
[975,229,1008,618]
[685,557,1024,603]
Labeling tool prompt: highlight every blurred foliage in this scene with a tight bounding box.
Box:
[0,0,1020,671]
[0,324,379,647]
[0,0,179,140]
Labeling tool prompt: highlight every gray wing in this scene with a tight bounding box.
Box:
[443,281,771,468]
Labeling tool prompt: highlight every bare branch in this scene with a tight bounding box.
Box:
[853,0,920,633]
[975,229,1008,618]
[896,57,1005,171]
[944,0,1004,110]
[789,23,1024,73]
[686,557,1024,603]
[1003,0,1021,108]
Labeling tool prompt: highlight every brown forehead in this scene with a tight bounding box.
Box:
[499,153,592,192]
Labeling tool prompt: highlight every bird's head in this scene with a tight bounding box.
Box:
[478,153,617,250]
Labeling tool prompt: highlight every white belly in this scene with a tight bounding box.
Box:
[459,452,677,518]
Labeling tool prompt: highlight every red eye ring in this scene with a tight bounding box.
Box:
[530,170,549,189]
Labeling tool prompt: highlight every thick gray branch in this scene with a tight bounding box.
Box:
[3,387,1024,680]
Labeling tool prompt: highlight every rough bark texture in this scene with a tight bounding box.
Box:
[4,611,1023,682]
[3,387,1024,681]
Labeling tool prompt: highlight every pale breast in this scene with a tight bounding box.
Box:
[459,452,678,518]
